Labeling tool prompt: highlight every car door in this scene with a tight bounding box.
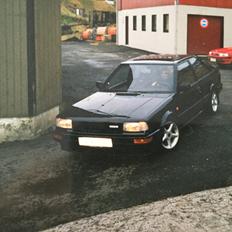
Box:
[176,60,203,126]
[189,57,215,105]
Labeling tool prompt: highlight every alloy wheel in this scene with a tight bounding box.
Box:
[211,92,219,112]
[161,122,179,150]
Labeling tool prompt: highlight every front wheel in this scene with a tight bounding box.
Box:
[161,122,180,150]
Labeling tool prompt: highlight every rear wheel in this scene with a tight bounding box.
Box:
[208,91,219,114]
[161,122,180,150]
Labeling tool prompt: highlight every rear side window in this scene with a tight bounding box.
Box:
[190,58,210,80]
[177,61,196,87]
[200,58,215,71]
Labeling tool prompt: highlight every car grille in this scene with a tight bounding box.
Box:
[210,52,219,56]
[73,121,123,135]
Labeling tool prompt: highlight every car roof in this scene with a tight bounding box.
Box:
[122,54,196,65]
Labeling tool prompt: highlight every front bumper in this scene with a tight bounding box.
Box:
[209,56,232,65]
[53,128,161,152]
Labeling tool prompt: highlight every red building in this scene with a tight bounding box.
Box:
[117,0,232,54]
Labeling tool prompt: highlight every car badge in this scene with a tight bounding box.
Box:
[109,125,119,129]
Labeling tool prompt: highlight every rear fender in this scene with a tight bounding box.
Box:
[210,83,216,92]
[210,83,222,95]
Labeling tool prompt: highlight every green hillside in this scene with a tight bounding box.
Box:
[61,0,116,40]
[61,0,87,25]
[61,0,115,25]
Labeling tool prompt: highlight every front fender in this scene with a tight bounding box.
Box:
[160,111,174,127]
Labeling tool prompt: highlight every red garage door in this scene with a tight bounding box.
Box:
[187,15,223,54]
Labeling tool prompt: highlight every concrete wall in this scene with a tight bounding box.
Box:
[118,6,177,54]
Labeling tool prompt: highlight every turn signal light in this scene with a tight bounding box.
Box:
[133,137,153,144]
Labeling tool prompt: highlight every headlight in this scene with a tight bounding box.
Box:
[56,118,72,129]
[219,53,229,57]
[123,122,149,132]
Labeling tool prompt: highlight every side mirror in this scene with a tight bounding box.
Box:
[96,81,106,91]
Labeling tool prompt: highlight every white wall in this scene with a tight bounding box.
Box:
[177,5,232,54]
[118,5,232,54]
[118,6,177,54]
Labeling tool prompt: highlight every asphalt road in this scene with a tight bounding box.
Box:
[0,41,232,232]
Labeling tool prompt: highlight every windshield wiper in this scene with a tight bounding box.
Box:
[92,109,130,118]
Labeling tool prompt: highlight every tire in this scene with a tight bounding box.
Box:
[161,121,180,151]
[208,90,219,114]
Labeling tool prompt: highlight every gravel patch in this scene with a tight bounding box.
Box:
[43,186,232,232]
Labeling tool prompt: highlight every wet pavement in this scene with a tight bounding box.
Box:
[0,42,232,232]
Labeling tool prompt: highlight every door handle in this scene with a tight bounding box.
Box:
[196,86,202,94]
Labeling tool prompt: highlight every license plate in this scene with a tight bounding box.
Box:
[210,58,216,62]
[78,137,113,148]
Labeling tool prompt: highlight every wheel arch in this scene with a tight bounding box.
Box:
[210,83,220,95]
[210,83,216,92]
[160,110,175,128]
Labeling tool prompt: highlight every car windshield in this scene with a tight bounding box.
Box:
[105,64,175,93]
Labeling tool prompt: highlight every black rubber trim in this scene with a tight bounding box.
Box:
[26,0,36,116]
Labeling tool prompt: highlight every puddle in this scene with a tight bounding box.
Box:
[83,59,110,68]
[21,172,74,196]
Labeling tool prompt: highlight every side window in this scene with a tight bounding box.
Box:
[177,61,196,88]
[190,57,210,80]
[107,65,131,89]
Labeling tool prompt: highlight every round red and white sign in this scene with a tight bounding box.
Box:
[200,18,209,28]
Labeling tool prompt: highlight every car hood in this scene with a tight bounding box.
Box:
[71,92,174,120]
[210,47,232,54]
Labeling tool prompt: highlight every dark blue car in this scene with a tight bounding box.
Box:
[54,54,222,152]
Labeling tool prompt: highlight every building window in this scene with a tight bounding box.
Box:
[142,15,146,31]
[152,15,157,32]
[163,14,169,33]
[133,16,137,31]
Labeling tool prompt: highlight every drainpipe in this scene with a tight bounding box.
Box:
[116,0,122,45]
[174,0,179,55]
[116,0,118,44]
